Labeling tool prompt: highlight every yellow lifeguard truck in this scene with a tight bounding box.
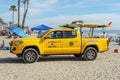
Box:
[10,21,111,63]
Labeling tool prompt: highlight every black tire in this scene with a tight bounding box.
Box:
[83,47,97,61]
[74,54,83,57]
[22,48,39,63]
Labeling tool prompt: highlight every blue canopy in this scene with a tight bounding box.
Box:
[31,24,52,31]
[9,27,27,38]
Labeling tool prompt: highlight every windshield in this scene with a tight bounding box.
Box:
[37,30,48,38]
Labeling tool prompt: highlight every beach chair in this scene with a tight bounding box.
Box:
[0,40,10,50]
[0,40,5,50]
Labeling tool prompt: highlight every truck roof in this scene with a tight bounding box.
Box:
[49,28,75,31]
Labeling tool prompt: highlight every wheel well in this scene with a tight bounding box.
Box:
[85,45,98,52]
[22,46,40,55]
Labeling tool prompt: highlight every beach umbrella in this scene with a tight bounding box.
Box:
[9,26,27,38]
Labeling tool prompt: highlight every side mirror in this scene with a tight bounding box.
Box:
[44,36,50,39]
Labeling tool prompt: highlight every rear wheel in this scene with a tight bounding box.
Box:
[22,48,39,63]
[84,47,97,61]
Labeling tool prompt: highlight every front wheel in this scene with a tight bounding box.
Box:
[83,47,97,61]
[22,48,39,63]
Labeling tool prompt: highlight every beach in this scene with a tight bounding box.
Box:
[0,36,120,80]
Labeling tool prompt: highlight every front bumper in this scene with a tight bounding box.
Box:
[10,46,23,55]
[9,41,24,54]
[10,46,16,53]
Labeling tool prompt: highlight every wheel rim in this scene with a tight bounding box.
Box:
[86,50,96,60]
[25,51,36,62]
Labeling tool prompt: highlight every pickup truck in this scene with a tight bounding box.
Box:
[10,28,109,63]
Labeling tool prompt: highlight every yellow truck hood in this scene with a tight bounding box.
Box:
[15,37,40,41]
[14,38,41,45]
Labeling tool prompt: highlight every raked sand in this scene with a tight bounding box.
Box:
[0,35,120,80]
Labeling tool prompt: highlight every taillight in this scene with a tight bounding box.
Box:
[107,39,110,46]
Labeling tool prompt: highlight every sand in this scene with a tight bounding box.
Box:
[0,35,120,80]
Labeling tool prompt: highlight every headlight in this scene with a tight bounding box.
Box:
[15,41,23,46]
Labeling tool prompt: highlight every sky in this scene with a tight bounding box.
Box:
[0,0,120,30]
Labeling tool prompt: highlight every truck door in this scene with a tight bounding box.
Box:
[62,31,81,54]
[44,31,62,54]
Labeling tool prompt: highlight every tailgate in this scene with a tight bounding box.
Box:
[99,38,109,52]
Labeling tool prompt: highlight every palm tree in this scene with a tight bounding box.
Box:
[0,18,8,31]
[0,18,7,25]
[9,21,12,26]
[18,0,20,27]
[0,18,3,25]
[9,5,17,25]
[21,0,30,28]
